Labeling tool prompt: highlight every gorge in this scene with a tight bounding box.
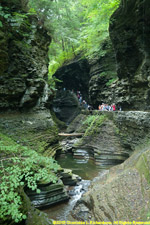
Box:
[0,0,150,224]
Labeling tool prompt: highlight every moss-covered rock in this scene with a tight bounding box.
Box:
[0,110,61,157]
[66,112,129,168]
[0,0,51,110]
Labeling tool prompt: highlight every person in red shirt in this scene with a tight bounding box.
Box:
[112,103,116,111]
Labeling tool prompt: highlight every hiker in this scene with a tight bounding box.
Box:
[98,105,101,111]
[88,105,93,114]
[118,105,122,111]
[112,103,116,111]
[79,95,82,105]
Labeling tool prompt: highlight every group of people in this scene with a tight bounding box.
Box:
[76,91,93,110]
[98,103,121,111]
[69,90,122,112]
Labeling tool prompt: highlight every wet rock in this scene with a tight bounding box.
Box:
[25,179,69,208]
[73,147,150,221]
[113,111,150,150]
[72,203,90,221]
[88,38,117,108]
[59,169,81,186]
[52,90,81,124]
[60,138,80,152]
[68,112,129,168]
[67,111,150,169]
[70,111,150,221]
[0,110,59,156]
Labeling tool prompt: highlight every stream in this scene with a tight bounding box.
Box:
[42,149,107,221]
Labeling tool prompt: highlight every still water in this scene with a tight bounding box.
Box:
[42,149,105,221]
[56,150,101,180]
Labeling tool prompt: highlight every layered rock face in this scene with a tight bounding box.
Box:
[71,111,150,221]
[0,0,51,110]
[73,148,150,221]
[54,58,90,101]
[67,112,128,168]
[52,58,90,122]
[53,40,118,110]
[67,111,150,168]
[88,38,117,108]
[0,0,57,155]
[109,0,150,110]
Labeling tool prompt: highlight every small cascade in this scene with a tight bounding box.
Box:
[42,180,90,221]
[36,83,49,108]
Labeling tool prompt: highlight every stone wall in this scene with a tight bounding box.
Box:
[109,0,150,110]
[66,110,150,168]
[88,38,117,108]
[0,0,51,110]
[85,0,150,110]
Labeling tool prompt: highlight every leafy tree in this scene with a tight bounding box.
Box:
[77,0,120,58]
[28,0,120,75]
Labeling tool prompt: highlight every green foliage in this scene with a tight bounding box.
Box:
[48,47,75,76]
[82,115,97,126]
[83,115,107,137]
[106,77,117,86]
[0,133,60,223]
[78,0,120,58]
[99,72,107,77]
[0,5,12,27]
[28,0,120,74]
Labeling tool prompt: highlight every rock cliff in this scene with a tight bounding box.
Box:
[70,111,150,221]
[109,0,150,110]
[52,57,90,122]
[53,39,117,110]
[0,0,56,155]
[0,0,51,110]
[52,90,81,124]
[88,38,117,108]
[0,1,62,224]
[53,0,150,111]
[89,0,150,110]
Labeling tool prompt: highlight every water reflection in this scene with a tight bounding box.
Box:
[56,149,101,180]
[42,149,105,220]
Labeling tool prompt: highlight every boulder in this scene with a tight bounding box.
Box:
[52,90,81,123]
[72,146,150,221]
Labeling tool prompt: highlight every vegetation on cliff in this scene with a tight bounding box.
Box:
[0,133,60,223]
[27,0,120,76]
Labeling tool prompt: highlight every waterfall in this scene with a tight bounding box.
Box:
[36,83,49,108]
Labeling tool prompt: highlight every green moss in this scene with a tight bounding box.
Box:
[115,127,120,135]
[50,109,67,130]
[0,122,60,157]
[74,114,107,147]
[83,114,107,137]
